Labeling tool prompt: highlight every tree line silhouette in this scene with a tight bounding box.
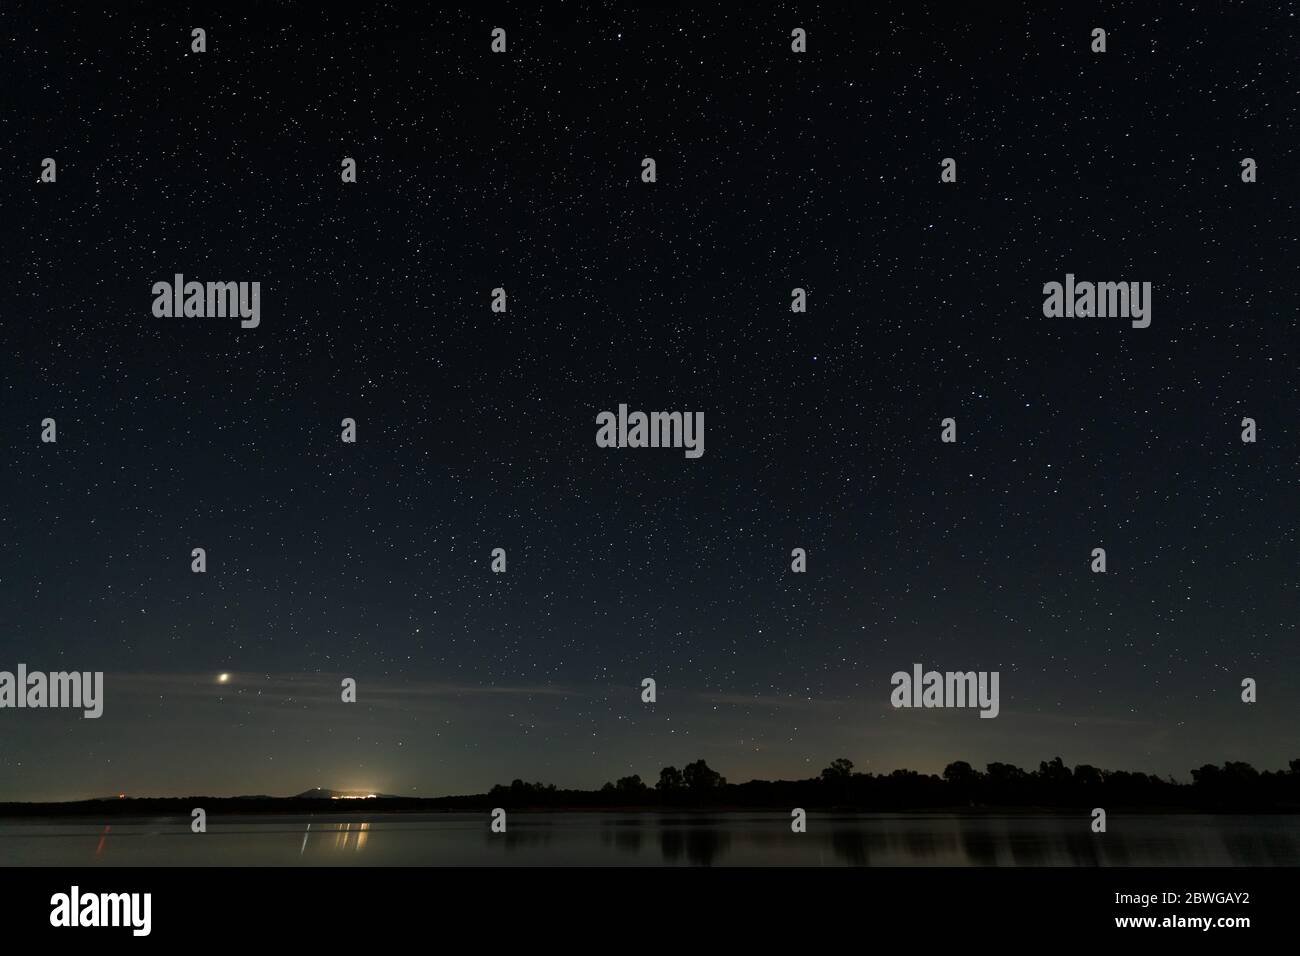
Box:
[5,756,1299,817]
[485,757,1300,811]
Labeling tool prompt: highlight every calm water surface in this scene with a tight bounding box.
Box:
[2,813,1297,866]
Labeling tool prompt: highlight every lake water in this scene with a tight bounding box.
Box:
[2,812,1298,866]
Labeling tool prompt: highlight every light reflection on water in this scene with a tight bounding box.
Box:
[2,813,1298,866]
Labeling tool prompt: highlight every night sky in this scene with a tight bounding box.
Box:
[2,3,1296,802]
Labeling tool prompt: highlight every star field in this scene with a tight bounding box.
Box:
[0,3,1295,800]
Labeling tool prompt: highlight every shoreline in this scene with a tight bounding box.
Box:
[3,802,1297,820]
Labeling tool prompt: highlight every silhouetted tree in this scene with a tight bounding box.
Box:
[943,761,977,784]
[942,761,980,805]
[1037,756,1072,784]
[1073,764,1103,787]
[1223,761,1259,782]
[657,766,684,791]
[683,759,726,791]
[986,762,1028,781]
[1191,764,1221,786]
[821,758,854,781]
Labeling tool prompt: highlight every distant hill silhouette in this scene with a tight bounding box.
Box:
[293,788,399,800]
